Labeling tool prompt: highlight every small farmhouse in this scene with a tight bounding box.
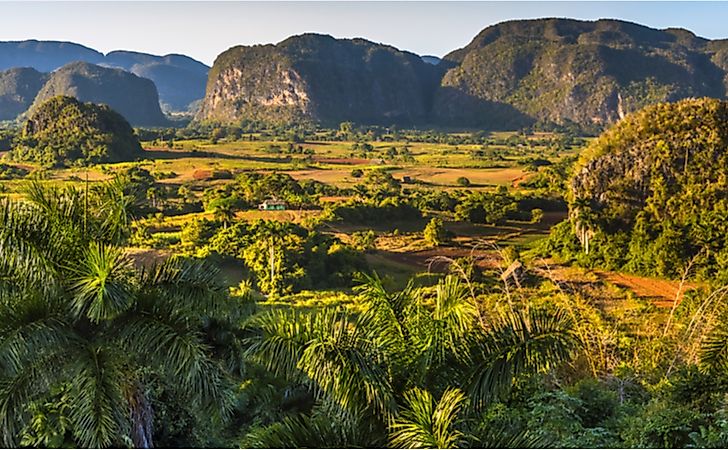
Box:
[258,199,287,211]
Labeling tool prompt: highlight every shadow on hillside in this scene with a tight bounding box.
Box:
[431,87,535,129]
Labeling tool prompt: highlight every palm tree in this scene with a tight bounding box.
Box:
[0,182,238,448]
[243,273,578,448]
[571,197,598,254]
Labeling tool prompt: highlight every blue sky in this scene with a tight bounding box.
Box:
[1,1,727,65]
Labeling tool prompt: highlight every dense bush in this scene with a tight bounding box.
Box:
[183,219,367,295]
[329,198,422,225]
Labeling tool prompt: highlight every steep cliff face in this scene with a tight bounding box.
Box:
[434,18,727,128]
[31,62,168,126]
[197,34,441,126]
[0,68,47,120]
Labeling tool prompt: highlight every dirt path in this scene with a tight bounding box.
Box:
[534,261,698,308]
[593,270,697,308]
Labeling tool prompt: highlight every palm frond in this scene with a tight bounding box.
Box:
[90,178,136,245]
[0,200,64,289]
[244,309,314,382]
[66,344,128,448]
[139,256,228,318]
[468,308,577,408]
[354,273,417,374]
[115,316,234,417]
[389,387,466,449]
[299,309,395,418]
[71,243,135,323]
[242,412,361,449]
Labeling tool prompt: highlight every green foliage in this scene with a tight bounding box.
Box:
[187,219,367,296]
[242,274,578,448]
[330,198,422,225]
[0,182,243,447]
[389,387,466,449]
[455,191,518,225]
[9,96,142,167]
[423,217,448,247]
[203,171,339,212]
[566,98,728,279]
[0,163,28,180]
[350,229,377,252]
[358,168,401,199]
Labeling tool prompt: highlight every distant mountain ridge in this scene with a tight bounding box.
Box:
[198,18,728,129]
[30,62,168,126]
[4,19,728,130]
[0,67,47,120]
[0,40,209,112]
[434,18,728,128]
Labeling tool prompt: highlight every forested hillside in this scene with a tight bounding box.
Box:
[545,98,728,281]
[9,95,143,166]
[435,19,728,128]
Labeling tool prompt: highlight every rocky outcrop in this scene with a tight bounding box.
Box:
[434,18,728,128]
[571,97,728,224]
[197,34,441,126]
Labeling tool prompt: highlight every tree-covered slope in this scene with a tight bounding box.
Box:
[10,95,143,166]
[196,33,442,126]
[560,98,728,279]
[0,67,47,120]
[434,18,728,129]
[31,62,168,126]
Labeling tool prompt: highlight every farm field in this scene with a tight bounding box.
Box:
[0,129,686,308]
